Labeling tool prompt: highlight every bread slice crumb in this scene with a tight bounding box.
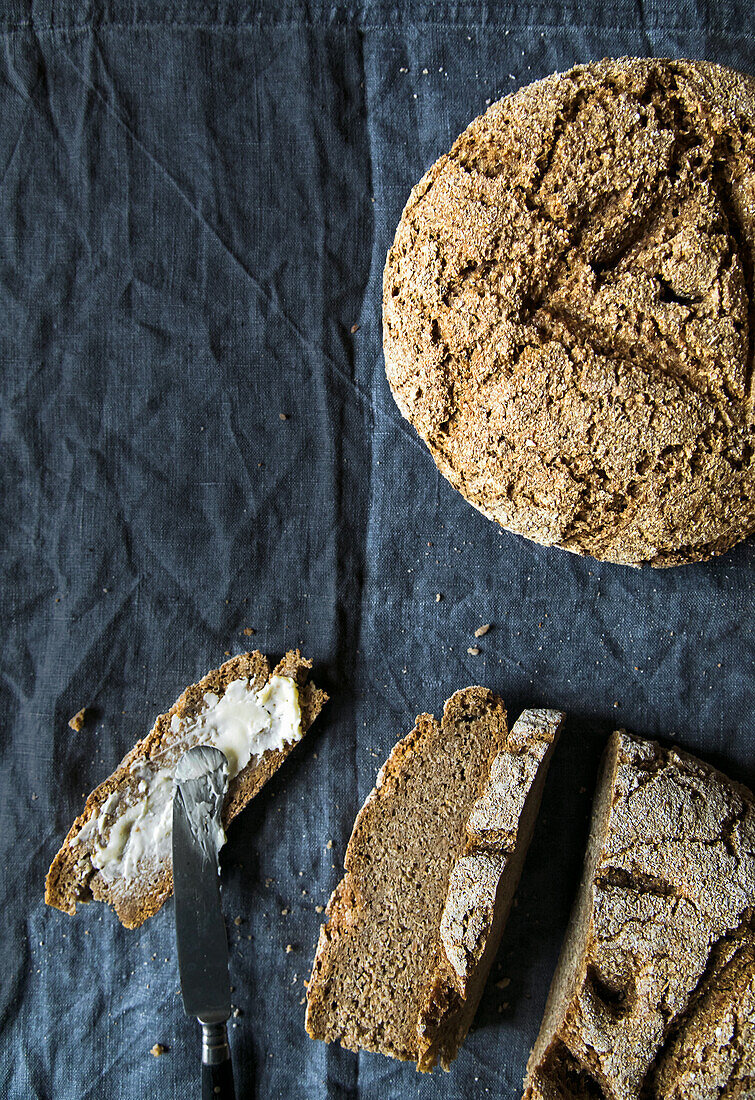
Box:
[306,693,563,1071]
[68,708,86,732]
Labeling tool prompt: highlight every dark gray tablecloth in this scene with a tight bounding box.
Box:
[1,1,753,1096]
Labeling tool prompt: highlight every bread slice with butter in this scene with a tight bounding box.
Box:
[45,650,327,929]
[305,689,564,1071]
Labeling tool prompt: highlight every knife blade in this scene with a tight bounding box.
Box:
[173,745,236,1100]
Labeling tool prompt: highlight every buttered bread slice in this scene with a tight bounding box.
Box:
[305,688,564,1071]
[46,650,327,929]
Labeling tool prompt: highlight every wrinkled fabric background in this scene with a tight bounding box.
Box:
[1,1,754,1096]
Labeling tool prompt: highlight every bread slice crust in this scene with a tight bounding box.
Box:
[45,650,327,929]
[305,689,563,1070]
[524,730,755,1100]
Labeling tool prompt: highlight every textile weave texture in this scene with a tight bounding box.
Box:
[1,2,753,1096]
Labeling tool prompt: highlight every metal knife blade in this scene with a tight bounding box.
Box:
[173,745,236,1099]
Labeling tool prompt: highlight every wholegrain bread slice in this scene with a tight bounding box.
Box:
[46,650,327,929]
[305,689,564,1071]
[524,730,755,1100]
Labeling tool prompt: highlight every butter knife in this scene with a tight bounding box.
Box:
[173,745,236,1100]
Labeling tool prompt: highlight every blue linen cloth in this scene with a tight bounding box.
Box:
[1,1,753,1095]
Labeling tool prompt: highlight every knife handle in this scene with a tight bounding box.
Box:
[201,1021,236,1100]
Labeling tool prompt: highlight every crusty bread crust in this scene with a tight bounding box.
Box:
[418,708,564,1070]
[45,650,327,929]
[384,58,755,567]
[305,692,563,1071]
[524,730,755,1100]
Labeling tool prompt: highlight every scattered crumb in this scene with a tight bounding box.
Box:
[325,839,333,850]
[233,917,242,927]
[474,624,491,638]
[68,708,87,732]
[281,908,290,916]
[279,413,288,421]
[300,996,306,1005]
[242,627,255,637]
[350,324,359,334]
[31,793,38,801]
[435,592,442,602]
[232,1007,242,1018]
[286,945,293,954]
[467,646,480,656]
[150,1043,168,1057]
[496,977,511,989]
[315,905,324,914]
[224,650,231,656]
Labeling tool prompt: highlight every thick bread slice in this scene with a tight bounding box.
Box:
[305,691,564,1071]
[46,650,327,929]
[524,730,755,1100]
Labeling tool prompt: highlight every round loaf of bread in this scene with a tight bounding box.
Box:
[383,58,755,566]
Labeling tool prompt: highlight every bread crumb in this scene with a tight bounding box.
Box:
[68,708,87,732]
[467,646,480,656]
[350,324,360,334]
[474,624,491,637]
[281,908,290,916]
[150,1044,167,1057]
[435,592,442,602]
[286,944,293,953]
[315,905,324,913]
[234,917,242,926]
[496,977,511,989]
[325,839,333,850]
[279,412,288,420]
[242,627,255,637]
[232,1007,242,1018]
